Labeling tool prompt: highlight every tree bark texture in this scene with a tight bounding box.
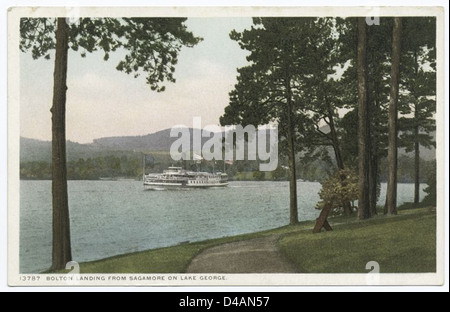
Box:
[286,77,299,225]
[357,18,371,220]
[50,18,72,271]
[327,109,352,216]
[386,17,402,215]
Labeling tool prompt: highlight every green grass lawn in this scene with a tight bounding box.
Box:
[76,222,314,273]
[278,209,436,273]
[75,208,435,274]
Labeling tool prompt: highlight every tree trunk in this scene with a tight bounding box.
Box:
[413,51,420,205]
[50,18,72,271]
[328,113,344,171]
[366,59,378,217]
[313,201,333,233]
[385,17,402,215]
[368,74,380,216]
[357,18,371,220]
[369,150,379,215]
[414,122,420,204]
[286,77,298,225]
[326,103,352,216]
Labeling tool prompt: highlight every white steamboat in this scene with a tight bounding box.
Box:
[144,166,228,189]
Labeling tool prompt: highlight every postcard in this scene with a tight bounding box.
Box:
[7,6,445,287]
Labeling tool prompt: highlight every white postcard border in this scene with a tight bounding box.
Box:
[7,5,446,287]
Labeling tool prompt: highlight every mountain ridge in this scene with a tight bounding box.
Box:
[20,128,436,163]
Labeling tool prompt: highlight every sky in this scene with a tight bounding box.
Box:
[20,18,253,144]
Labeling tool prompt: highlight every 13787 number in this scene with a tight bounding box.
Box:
[20,275,41,282]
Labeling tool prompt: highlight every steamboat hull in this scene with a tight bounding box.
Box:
[144,181,229,190]
[143,166,228,190]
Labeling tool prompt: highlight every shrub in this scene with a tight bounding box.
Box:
[316,168,358,215]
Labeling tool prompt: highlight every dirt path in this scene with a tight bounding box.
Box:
[186,234,298,273]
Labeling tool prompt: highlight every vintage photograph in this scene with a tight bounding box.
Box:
[7,6,445,286]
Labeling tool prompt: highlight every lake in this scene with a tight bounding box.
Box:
[19,180,426,273]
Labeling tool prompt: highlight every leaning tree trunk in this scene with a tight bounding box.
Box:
[50,18,72,271]
[357,17,371,220]
[385,17,402,215]
[326,101,352,216]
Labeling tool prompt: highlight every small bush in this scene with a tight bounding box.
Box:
[316,168,358,215]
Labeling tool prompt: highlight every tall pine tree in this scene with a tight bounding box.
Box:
[399,17,436,205]
[300,18,354,215]
[221,18,318,225]
[20,17,201,270]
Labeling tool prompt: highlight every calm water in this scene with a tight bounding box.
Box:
[20,180,425,273]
